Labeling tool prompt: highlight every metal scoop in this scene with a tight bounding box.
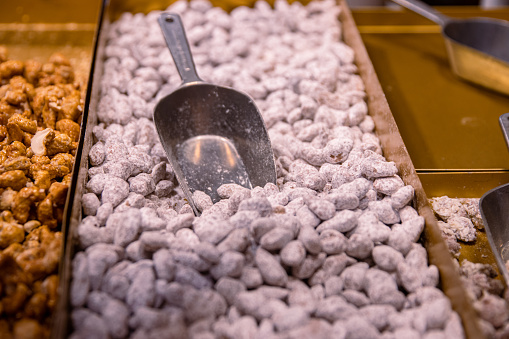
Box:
[392,0,509,96]
[480,112,509,284]
[154,13,276,215]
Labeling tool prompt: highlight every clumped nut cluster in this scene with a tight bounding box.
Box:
[0,47,83,338]
[430,196,509,338]
[71,1,464,338]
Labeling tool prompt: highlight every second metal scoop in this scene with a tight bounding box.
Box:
[392,0,509,96]
[480,113,509,284]
[154,13,276,215]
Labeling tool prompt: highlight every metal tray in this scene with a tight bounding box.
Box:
[56,1,482,338]
[0,0,102,337]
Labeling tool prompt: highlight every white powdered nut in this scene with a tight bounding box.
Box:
[174,264,213,290]
[323,138,353,164]
[316,209,358,233]
[210,250,245,280]
[296,205,321,228]
[89,142,106,166]
[387,229,413,256]
[82,193,101,216]
[72,311,109,339]
[194,241,221,265]
[324,276,344,297]
[78,216,113,249]
[183,289,228,322]
[341,262,369,291]
[86,243,122,290]
[422,297,452,330]
[255,247,288,287]
[260,227,294,251]
[215,277,247,306]
[393,216,425,242]
[129,173,156,196]
[216,228,250,253]
[336,177,372,199]
[70,252,89,307]
[288,161,327,191]
[390,185,415,210]
[153,249,176,281]
[314,295,358,322]
[319,229,348,255]
[324,191,359,210]
[193,190,214,212]
[139,207,166,231]
[347,101,368,126]
[372,245,404,272]
[342,289,370,308]
[368,200,400,225]
[101,176,130,207]
[280,240,306,267]
[217,183,251,199]
[305,196,336,220]
[362,158,398,179]
[396,262,423,293]
[171,228,200,252]
[112,209,141,247]
[346,233,374,259]
[441,216,476,242]
[86,173,108,195]
[102,159,134,180]
[237,197,273,217]
[373,175,405,196]
[273,306,310,332]
[298,225,322,254]
[140,231,171,252]
[364,268,405,310]
[193,215,234,244]
[292,253,326,280]
[166,213,194,233]
[240,267,264,289]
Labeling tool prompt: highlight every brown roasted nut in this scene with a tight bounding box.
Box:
[0,170,27,191]
[50,153,74,177]
[0,125,7,142]
[0,188,16,210]
[13,318,44,339]
[58,89,82,121]
[11,186,46,223]
[24,292,47,319]
[37,195,57,229]
[0,222,24,249]
[41,274,58,312]
[23,60,42,85]
[1,141,27,162]
[0,156,31,174]
[48,53,70,67]
[0,46,8,63]
[2,282,30,314]
[7,114,37,134]
[45,131,75,156]
[56,118,80,141]
[0,60,24,83]
[48,182,68,206]
[16,226,61,278]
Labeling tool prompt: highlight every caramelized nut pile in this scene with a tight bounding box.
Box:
[0,46,83,338]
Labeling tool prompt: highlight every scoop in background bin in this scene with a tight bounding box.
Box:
[154,13,277,215]
[392,0,509,96]
[480,112,509,285]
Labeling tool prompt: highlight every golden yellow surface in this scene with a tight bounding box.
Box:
[353,7,509,197]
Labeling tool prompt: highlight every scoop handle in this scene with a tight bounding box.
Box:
[499,112,509,150]
[158,13,202,84]
[390,0,450,27]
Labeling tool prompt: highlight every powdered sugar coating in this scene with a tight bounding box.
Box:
[71,1,464,338]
